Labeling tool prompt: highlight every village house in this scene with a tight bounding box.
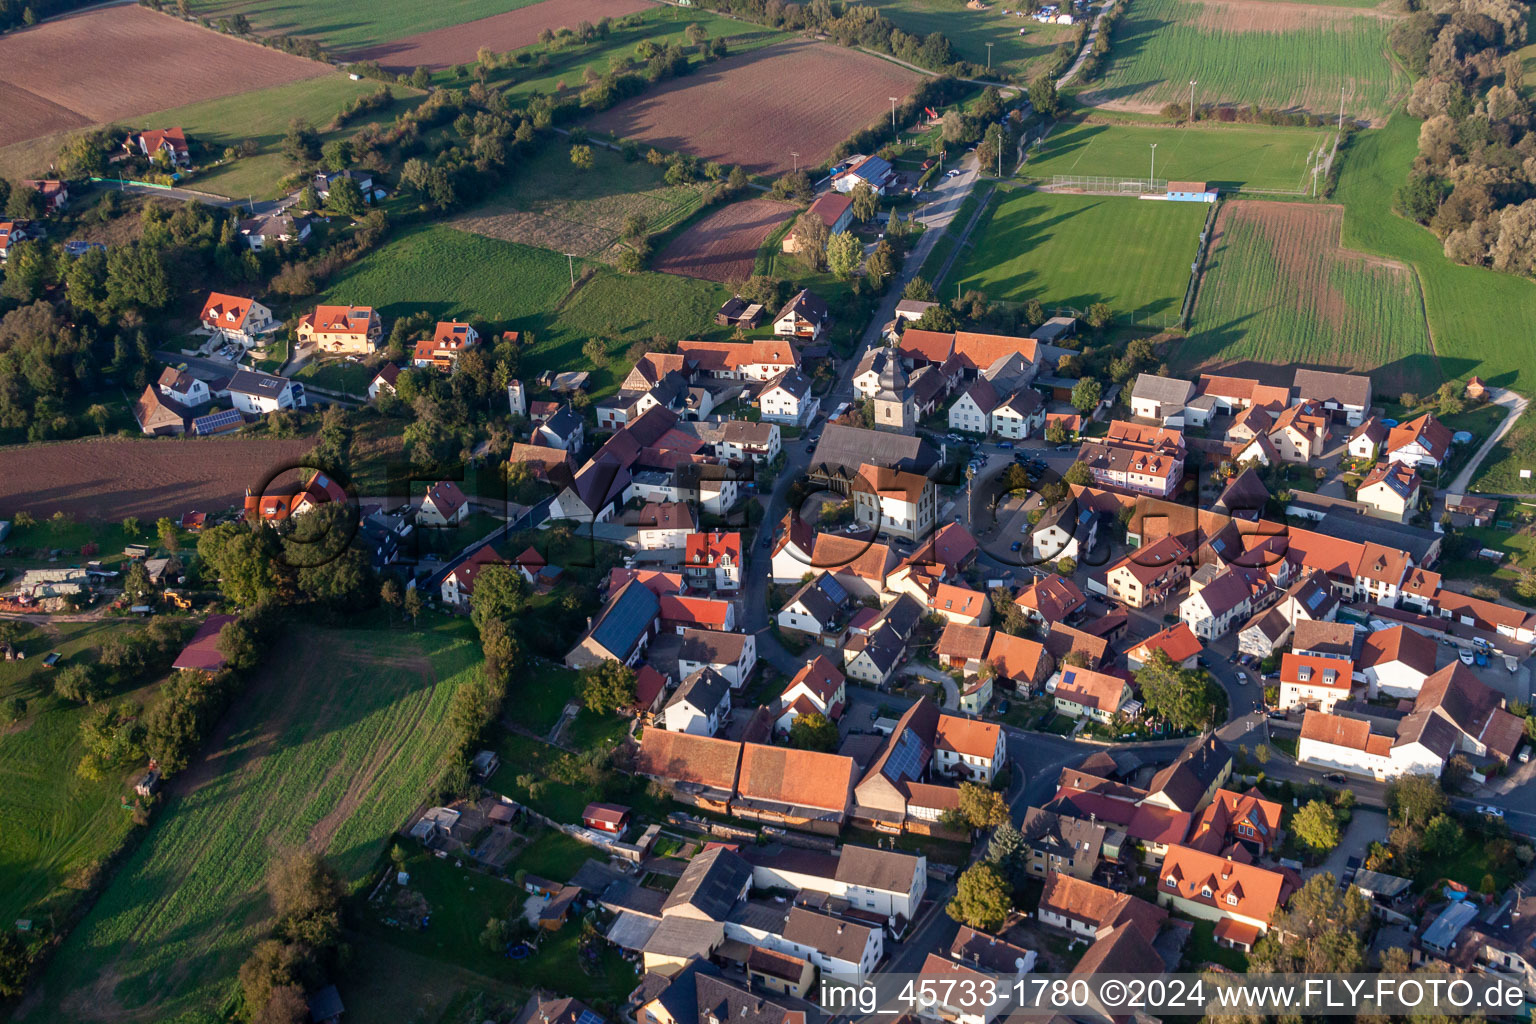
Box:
[564,579,661,669]
[413,321,481,371]
[1037,872,1167,944]
[663,667,733,736]
[933,715,1006,783]
[131,127,190,164]
[367,363,401,400]
[417,480,469,526]
[1014,575,1087,626]
[1052,666,1133,722]
[1030,497,1097,563]
[1178,564,1259,640]
[718,420,780,464]
[20,178,68,214]
[783,192,854,254]
[772,289,831,343]
[296,304,381,354]
[239,212,309,250]
[774,655,846,733]
[1294,710,1441,781]
[1184,788,1285,858]
[1104,535,1191,608]
[226,368,305,415]
[1278,652,1355,712]
[677,628,757,689]
[1020,807,1105,880]
[1348,416,1388,461]
[832,154,896,195]
[777,573,851,647]
[1386,412,1454,470]
[313,168,376,201]
[1359,625,1438,698]
[439,545,509,608]
[851,463,936,542]
[1292,368,1372,426]
[1357,461,1422,522]
[684,531,742,592]
[1130,374,1195,423]
[634,502,695,551]
[677,339,799,381]
[757,368,818,426]
[158,367,209,407]
[745,844,926,921]
[1127,622,1202,670]
[658,593,734,634]
[199,292,273,344]
[1157,844,1294,951]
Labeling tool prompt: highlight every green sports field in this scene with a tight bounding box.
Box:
[951,188,1208,324]
[1020,120,1331,192]
[869,0,1076,77]
[30,622,480,1022]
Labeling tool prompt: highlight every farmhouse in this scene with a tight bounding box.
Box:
[297,304,382,354]
[413,321,481,371]
[1292,368,1372,425]
[772,289,831,343]
[784,192,854,254]
[199,292,273,344]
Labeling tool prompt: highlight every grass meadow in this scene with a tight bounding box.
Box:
[0,73,418,199]
[451,142,712,263]
[320,223,733,396]
[30,621,481,1021]
[950,188,1208,324]
[190,0,548,53]
[1020,119,1331,192]
[1080,0,1406,123]
[1179,200,1438,394]
[1338,115,1536,393]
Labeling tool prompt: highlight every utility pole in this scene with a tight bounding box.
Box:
[564,253,576,288]
[1338,83,1345,131]
[1188,80,1196,124]
[1149,143,1157,189]
[986,42,993,71]
[791,151,799,173]
[889,97,899,132]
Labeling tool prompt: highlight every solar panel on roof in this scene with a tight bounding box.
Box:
[575,1009,604,1024]
[1305,589,1327,610]
[881,729,926,784]
[819,573,849,606]
[193,409,242,434]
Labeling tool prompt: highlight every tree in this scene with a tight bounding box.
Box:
[570,144,595,170]
[904,277,936,302]
[789,711,839,751]
[957,781,1008,828]
[1028,75,1060,118]
[1435,380,1464,417]
[1086,302,1113,329]
[7,697,24,723]
[197,523,281,608]
[469,565,529,631]
[1135,650,1218,730]
[281,119,320,164]
[1069,377,1101,413]
[157,516,180,553]
[985,821,1026,887]
[1387,772,1447,830]
[122,517,141,537]
[5,184,44,220]
[0,930,27,998]
[480,916,509,952]
[850,183,879,223]
[792,212,830,271]
[403,587,424,621]
[947,862,1010,931]
[1293,799,1341,855]
[580,660,636,714]
[381,579,403,618]
[827,231,862,280]
[582,337,610,368]
[1062,461,1092,487]
[297,184,321,212]
[1423,812,1464,857]
[218,618,263,671]
[328,176,366,217]
[53,663,102,703]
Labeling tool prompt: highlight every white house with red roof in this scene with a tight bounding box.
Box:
[20,179,68,214]
[633,501,695,550]
[131,127,190,165]
[684,531,741,592]
[775,656,846,733]
[934,715,1006,783]
[1386,412,1454,470]
[199,292,273,344]
[418,480,469,526]
[440,545,509,608]
[297,304,381,355]
[1278,652,1355,712]
[1052,666,1132,722]
[367,363,401,401]
[1359,625,1438,699]
[413,321,481,371]
[1127,622,1202,670]
[513,546,547,585]
[660,594,736,633]
[1157,844,1295,949]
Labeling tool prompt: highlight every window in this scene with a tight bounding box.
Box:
[1165,877,1177,888]
[1226,894,1238,906]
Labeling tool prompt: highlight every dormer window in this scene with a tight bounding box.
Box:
[1165,876,1177,888]
[1201,886,1212,898]
[1226,894,1238,906]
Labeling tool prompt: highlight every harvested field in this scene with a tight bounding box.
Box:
[0,437,316,522]
[653,198,796,282]
[1179,200,1438,393]
[0,5,328,146]
[585,40,922,176]
[353,0,653,70]
[1190,0,1397,30]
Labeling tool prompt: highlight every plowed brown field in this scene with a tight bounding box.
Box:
[0,5,329,146]
[653,198,795,282]
[351,0,652,70]
[586,40,921,176]
[0,437,318,521]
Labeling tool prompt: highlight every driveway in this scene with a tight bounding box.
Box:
[1306,806,1388,883]
[1448,386,1529,494]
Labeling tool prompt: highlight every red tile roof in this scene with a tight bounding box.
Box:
[199,292,257,329]
[171,614,238,673]
[1280,652,1354,690]
[636,730,742,791]
[1131,622,1203,665]
[1160,844,1292,923]
[736,743,855,812]
[934,714,1001,760]
[685,531,741,569]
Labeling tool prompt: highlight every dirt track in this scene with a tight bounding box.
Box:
[653,197,795,282]
[586,39,921,176]
[349,0,652,69]
[0,437,317,522]
[0,5,330,146]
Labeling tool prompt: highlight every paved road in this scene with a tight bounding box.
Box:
[1056,0,1119,87]
[96,178,295,216]
[1447,386,1529,494]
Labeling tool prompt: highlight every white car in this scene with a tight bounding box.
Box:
[1459,648,1476,665]
[1477,805,1506,819]
[945,169,961,178]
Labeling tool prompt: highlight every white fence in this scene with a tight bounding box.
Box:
[1050,174,1165,193]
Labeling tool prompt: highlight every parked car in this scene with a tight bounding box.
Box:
[1323,772,1347,784]
[996,699,1010,714]
[1010,541,1022,552]
[1055,444,1074,451]
[1459,648,1476,665]
[997,441,1013,449]
[1477,805,1506,819]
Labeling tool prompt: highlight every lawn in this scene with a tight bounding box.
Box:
[1337,115,1536,393]
[869,0,1076,78]
[1472,416,1536,495]
[31,620,482,1022]
[319,223,734,397]
[1177,199,1439,395]
[1021,119,1331,193]
[0,74,419,198]
[295,356,378,396]
[190,0,548,53]
[0,620,163,933]
[1078,0,1407,123]
[1185,918,1250,971]
[450,141,712,263]
[950,187,1207,325]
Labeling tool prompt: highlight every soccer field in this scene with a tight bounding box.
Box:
[952,189,1209,324]
[1020,120,1331,193]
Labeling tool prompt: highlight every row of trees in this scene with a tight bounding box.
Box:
[237,851,348,1024]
